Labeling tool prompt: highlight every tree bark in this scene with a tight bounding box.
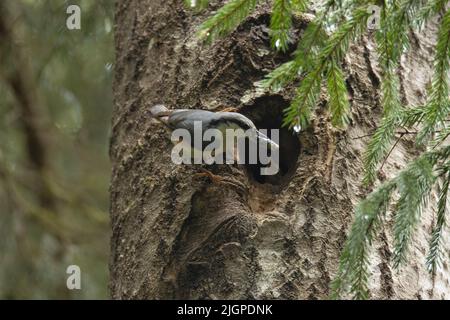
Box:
[110,0,450,299]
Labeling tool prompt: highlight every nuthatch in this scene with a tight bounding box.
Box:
[149,104,279,187]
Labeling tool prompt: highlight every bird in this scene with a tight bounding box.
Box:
[148,104,279,188]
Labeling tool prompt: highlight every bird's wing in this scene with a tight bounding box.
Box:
[167,110,218,132]
[215,112,256,130]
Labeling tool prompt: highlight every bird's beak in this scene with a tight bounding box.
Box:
[256,130,279,150]
[254,130,280,176]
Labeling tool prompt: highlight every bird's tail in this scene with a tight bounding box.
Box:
[149,104,173,128]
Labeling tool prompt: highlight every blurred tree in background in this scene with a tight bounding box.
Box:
[0,0,113,299]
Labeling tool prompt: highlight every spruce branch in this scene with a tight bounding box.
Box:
[363,113,399,185]
[392,155,437,267]
[417,9,450,144]
[283,66,322,128]
[257,13,328,92]
[319,6,370,62]
[400,106,428,127]
[377,44,402,117]
[362,73,401,185]
[394,0,429,28]
[327,60,350,127]
[362,4,407,185]
[333,145,450,299]
[197,0,259,42]
[270,0,293,52]
[426,166,450,274]
[376,0,429,70]
[270,0,308,52]
[284,5,370,128]
[362,105,431,185]
[414,0,449,29]
[291,0,309,12]
[433,113,450,147]
[293,17,329,69]
[257,60,301,92]
[331,180,396,299]
[374,0,428,115]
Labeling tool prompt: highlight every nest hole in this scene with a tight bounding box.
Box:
[240,96,301,186]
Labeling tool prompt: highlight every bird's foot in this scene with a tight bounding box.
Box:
[194,169,223,184]
[219,107,239,113]
[194,168,248,193]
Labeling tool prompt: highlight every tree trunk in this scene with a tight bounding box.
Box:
[110,0,450,299]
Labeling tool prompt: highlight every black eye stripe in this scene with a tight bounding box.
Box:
[230,119,251,130]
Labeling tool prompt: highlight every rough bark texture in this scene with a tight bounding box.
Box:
[110,0,450,299]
